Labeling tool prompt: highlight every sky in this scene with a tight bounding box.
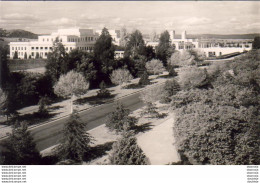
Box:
[0,1,259,35]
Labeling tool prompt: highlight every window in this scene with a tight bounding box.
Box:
[45,52,47,56]
[32,47,34,50]
[21,52,23,56]
[25,47,26,50]
[66,47,68,51]
[12,47,14,50]
[45,47,48,50]
[21,47,23,50]
[40,47,43,50]
[47,39,49,42]
[91,37,93,41]
[43,38,45,42]
[18,47,20,50]
[32,52,34,56]
[70,47,72,50]
[16,47,17,50]
[50,47,53,50]
[36,47,39,50]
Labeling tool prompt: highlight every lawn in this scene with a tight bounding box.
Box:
[8,58,46,71]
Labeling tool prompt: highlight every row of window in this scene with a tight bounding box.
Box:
[12,47,27,51]
[41,38,54,42]
[31,47,53,50]
[68,37,96,42]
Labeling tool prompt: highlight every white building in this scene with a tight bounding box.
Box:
[9,28,99,59]
[146,30,252,58]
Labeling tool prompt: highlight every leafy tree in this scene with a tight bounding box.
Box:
[145,59,164,75]
[106,102,137,133]
[141,102,160,118]
[13,51,18,59]
[94,27,115,85]
[168,50,195,67]
[97,81,111,98]
[161,79,180,103]
[110,68,133,88]
[109,131,149,165]
[54,71,89,113]
[1,88,17,121]
[252,36,260,49]
[138,71,150,86]
[2,122,42,165]
[125,30,146,59]
[144,45,156,61]
[140,86,163,104]
[54,112,93,163]
[24,52,27,59]
[178,66,211,90]
[45,40,69,85]
[119,26,128,47]
[156,30,174,66]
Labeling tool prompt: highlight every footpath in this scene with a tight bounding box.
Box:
[0,73,169,138]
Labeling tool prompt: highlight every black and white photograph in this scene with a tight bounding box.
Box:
[0,1,259,179]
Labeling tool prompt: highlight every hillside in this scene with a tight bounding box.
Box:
[0,29,38,39]
[187,33,260,39]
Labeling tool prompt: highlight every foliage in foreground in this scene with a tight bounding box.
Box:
[172,51,260,165]
[2,122,42,165]
[109,131,149,165]
[54,112,94,163]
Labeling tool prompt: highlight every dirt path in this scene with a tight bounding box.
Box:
[137,115,180,165]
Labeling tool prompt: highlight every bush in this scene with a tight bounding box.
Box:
[110,68,133,87]
[97,81,111,98]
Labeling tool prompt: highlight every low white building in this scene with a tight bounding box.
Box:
[9,28,99,59]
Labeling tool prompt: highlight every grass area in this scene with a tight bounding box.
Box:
[8,58,46,71]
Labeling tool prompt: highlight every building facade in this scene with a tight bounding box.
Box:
[9,28,99,59]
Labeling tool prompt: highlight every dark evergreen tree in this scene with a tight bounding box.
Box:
[2,122,42,165]
[45,40,69,85]
[94,27,115,85]
[252,36,260,49]
[161,79,180,103]
[156,31,174,67]
[124,30,146,59]
[97,80,111,98]
[109,131,149,165]
[0,46,10,89]
[106,102,137,133]
[13,51,18,59]
[54,112,93,163]
[138,71,150,86]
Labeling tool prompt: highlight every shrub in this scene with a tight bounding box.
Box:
[145,59,164,75]
[161,79,180,103]
[97,81,111,98]
[138,71,150,86]
[110,68,133,87]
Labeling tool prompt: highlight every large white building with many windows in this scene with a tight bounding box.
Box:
[9,28,99,59]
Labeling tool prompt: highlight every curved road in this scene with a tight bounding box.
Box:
[30,92,144,151]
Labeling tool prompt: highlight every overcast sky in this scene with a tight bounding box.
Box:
[0,1,259,35]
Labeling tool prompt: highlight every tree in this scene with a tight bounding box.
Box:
[2,122,42,165]
[106,102,137,133]
[54,71,89,113]
[167,64,178,77]
[140,86,163,104]
[144,45,156,61]
[94,27,115,85]
[54,112,93,163]
[145,59,164,75]
[24,52,27,59]
[13,51,18,59]
[0,88,7,116]
[161,79,180,103]
[97,81,111,98]
[252,36,260,49]
[138,71,150,86]
[156,30,174,66]
[119,26,128,47]
[125,30,146,59]
[168,50,195,67]
[0,46,10,88]
[110,68,133,88]
[38,96,50,116]
[35,52,39,59]
[178,66,211,90]
[45,40,69,85]
[109,131,149,165]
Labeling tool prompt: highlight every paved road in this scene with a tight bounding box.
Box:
[30,92,144,151]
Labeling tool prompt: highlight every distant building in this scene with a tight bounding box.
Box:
[9,28,99,59]
[146,30,252,57]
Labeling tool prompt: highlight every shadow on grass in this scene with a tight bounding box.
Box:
[83,141,114,162]
[3,112,59,126]
[132,122,154,134]
[75,94,116,106]
[48,105,63,111]
[123,83,145,89]
[156,75,175,79]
